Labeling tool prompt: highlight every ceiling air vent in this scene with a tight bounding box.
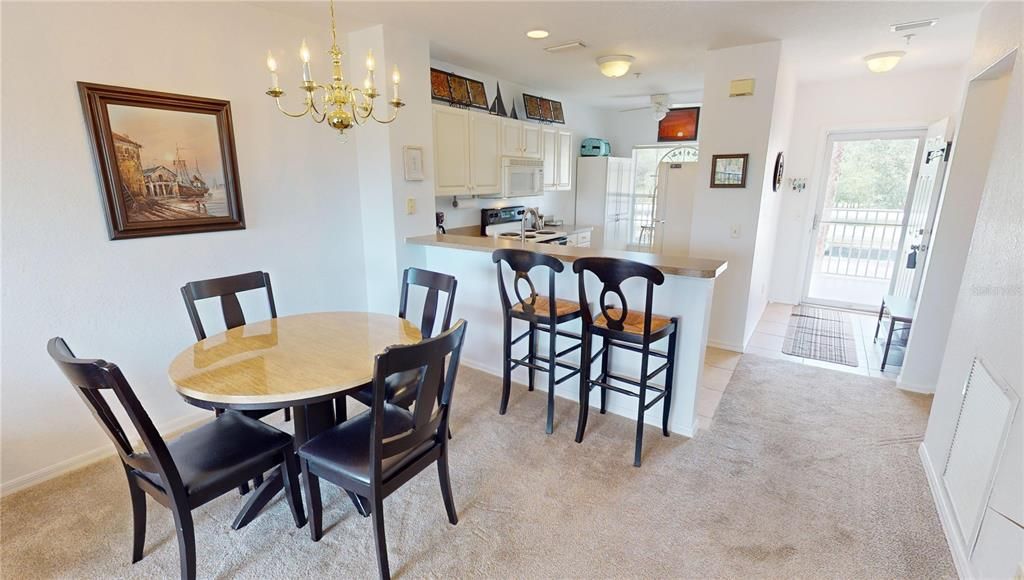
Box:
[545,41,586,53]
[890,18,938,33]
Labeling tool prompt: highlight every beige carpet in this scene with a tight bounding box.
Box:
[1,354,954,578]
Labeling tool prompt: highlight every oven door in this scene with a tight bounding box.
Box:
[503,164,543,197]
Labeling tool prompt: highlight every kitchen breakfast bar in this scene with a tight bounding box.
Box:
[406,229,727,437]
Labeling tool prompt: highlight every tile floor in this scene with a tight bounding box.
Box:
[696,302,901,430]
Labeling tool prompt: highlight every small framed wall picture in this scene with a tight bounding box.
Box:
[403,146,425,181]
[710,154,749,188]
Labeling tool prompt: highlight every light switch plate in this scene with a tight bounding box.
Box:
[730,224,741,239]
[406,197,416,215]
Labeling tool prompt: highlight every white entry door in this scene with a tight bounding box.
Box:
[803,129,926,310]
[891,118,951,299]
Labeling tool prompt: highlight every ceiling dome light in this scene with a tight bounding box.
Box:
[526,29,549,40]
[597,55,635,78]
[864,51,906,73]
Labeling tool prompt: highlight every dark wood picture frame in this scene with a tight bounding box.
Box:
[466,79,489,110]
[430,68,453,102]
[447,75,472,106]
[522,93,565,124]
[710,154,749,188]
[79,82,245,240]
[657,106,700,142]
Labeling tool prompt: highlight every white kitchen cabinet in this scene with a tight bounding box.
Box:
[469,114,501,195]
[501,119,543,160]
[501,119,523,157]
[542,128,557,189]
[432,104,501,196]
[522,124,542,159]
[556,131,573,190]
[575,156,634,244]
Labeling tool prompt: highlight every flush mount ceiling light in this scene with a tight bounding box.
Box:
[526,29,550,39]
[597,55,635,78]
[864,51,905,73]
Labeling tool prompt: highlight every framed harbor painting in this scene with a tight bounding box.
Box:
[78,82,245,239]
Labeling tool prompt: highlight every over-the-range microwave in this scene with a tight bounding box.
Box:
[502,157,544,197]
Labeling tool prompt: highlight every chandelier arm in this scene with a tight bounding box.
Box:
[275,97,314,118]
[369,110,400,124]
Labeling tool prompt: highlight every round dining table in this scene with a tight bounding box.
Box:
[168,311,421,527]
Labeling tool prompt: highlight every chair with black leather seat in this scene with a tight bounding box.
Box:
[572,257,679,467]
[350,267,457,409]
[47,337,304,580]
[493,249,583,434]
[298,319,467,580]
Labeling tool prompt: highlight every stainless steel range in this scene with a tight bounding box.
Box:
[480,206,567,244]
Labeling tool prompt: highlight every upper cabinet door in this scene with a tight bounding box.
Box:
[469,113,502,195]
[501,119,523,157]
[542,128,557,189]
[522,124,542,159]
[433,106,469,196]
[556,131,573,190]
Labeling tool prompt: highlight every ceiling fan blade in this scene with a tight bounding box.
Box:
[618,105,652,113]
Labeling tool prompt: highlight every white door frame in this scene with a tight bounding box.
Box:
[801,127,928,310]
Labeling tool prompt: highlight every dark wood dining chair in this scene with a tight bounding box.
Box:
[350,267,457,409]
[572,257,679,467]
[180,270,289,421]
[298,319,467,580]
[493,249,583,434]
[47,337,305,580]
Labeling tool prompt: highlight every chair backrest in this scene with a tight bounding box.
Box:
[368,319,467,479]
[180,271,277,340]
[573,257,665,338]
[492,249,564,319]
[398,267,457,339]
[47,337,184,493]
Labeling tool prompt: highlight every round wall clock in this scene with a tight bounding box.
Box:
[773,151,785,192]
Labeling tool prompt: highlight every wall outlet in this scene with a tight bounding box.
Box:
[405,197,416,215]
[730,224,741,239]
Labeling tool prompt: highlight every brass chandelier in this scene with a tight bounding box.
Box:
[264,0,404,135]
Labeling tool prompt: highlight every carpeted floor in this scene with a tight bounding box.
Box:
[1,354,954,578]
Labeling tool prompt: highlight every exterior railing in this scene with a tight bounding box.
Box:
[816,207,904,279]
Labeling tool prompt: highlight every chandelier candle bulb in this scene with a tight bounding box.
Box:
[392,66,400,100]
[366,50,375,72]
[300,40,312,82]
[266,51,279,89]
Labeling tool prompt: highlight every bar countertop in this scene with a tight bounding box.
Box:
[407,227,728,279]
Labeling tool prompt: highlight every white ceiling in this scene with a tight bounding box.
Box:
[259,1,982,109]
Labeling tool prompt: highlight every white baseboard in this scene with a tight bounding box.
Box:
[0,411,212,498]
[919,442,973,579]
[707,339,744,353]
[897,378,937,394]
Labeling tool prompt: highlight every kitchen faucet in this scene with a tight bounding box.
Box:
[521,207,542,239]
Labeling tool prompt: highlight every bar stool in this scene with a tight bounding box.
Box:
[493,249,584,434]
[572,257,679,467]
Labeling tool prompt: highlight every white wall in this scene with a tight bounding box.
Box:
[769,67,965,305]
[429,59,608,228]
[745,59,796,341]
[919,3,1022,576]
[0,2,367,491]
[349,25,438,315]
[688,41,785,350]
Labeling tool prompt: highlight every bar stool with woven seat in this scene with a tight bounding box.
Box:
[493,249,583,434]
[573,257,679,467]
